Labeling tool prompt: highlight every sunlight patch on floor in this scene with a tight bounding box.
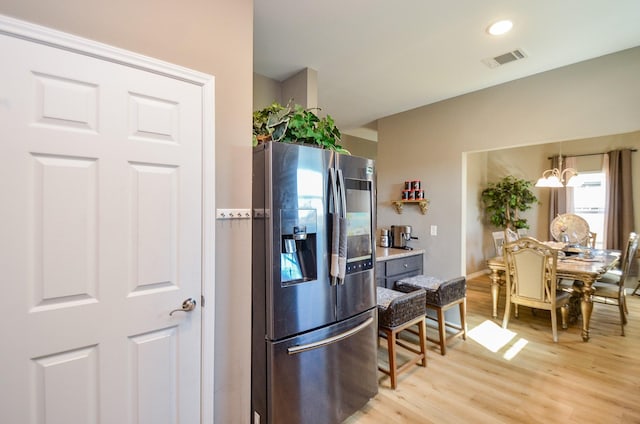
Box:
[467,320,523,355]
[503,337,528,360]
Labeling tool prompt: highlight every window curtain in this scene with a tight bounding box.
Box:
[604,149,635,250]
[602,153,609,244]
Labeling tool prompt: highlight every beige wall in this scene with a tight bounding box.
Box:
[254,69,320,111]
[341,134,378,160]
[281,67,318,109]
[253,73,282,111]
[0,2,253,423]
[465,151,489,274]
[377,47,640,279]
[467,132,640,274]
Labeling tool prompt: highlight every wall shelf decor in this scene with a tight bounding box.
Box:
[392,199,429,215]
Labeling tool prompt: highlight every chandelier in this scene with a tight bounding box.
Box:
[534,156,579,188]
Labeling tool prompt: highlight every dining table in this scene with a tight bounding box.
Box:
[486,249,620,341]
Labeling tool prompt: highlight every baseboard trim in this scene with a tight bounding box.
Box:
[466,269,490,281]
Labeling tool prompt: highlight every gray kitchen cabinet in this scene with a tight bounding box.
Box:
[375,250,424,289]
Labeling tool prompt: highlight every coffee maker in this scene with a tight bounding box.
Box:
[391,225,417,249]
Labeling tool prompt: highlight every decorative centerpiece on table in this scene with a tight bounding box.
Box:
[558,219,570,243]
[252,101,350,153]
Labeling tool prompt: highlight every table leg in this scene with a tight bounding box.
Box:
[579,279,595,342]
[489,269,502,319]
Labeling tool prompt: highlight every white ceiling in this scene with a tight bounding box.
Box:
[253,0,640,140]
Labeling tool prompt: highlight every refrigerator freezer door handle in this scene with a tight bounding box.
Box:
[336,168,347,284]
[329,168,340,286]
[286,317,374,355]
[336,169,347,219]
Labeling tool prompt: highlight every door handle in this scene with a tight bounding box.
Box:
[287,317,374,355]
[169,298,197,316]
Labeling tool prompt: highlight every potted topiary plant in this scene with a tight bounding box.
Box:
[481,175,538,230]
[252,101,350,154]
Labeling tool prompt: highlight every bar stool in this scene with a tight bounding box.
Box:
[396,275,467,356]
[376,286,427,389]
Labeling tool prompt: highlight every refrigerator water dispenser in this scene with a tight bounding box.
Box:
[280,209,317,284]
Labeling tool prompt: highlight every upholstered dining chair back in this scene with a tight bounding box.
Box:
[502,236,570,342]
[492,228,521,257]
[592,232,639,335]
[599,231,639,284]
[619,233,639,300]
[506,237,556,302]
[492,231,506,256]
[618,232,638,280]
[505,228,519,243]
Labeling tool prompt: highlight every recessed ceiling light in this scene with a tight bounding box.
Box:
[487,20,513,36]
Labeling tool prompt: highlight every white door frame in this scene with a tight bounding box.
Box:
[0,14,216,423]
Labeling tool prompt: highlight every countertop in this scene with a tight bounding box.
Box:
[376,246,425,262]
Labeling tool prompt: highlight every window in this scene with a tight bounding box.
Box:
[571,172,605,249]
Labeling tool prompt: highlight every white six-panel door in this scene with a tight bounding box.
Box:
[0,19,211,424]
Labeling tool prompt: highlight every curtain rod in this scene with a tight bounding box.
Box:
[547,148,637,160]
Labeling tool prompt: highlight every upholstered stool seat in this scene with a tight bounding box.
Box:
[376,286,427,389]
[396,275,467,355]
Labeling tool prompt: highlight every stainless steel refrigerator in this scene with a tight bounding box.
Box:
[252,141,378,424]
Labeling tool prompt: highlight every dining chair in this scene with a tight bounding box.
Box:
[493,228,520,257]
[591,232,639,336]
[558,231,598,294]
[502,237,571,342]
[492,231,506,256]
[505,227,519,243]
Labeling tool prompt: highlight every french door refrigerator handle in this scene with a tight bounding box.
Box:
[286,317,374,355]
[329,168,340,286]
[336,168,347,284]
[336,168,347,218]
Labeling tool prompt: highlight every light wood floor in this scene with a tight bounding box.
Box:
[344,274,640,424]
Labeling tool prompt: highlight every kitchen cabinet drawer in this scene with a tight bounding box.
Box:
[375,252,423,289]
[386,255,422,276]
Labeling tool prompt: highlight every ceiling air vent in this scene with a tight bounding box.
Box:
[482,49,527,69]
